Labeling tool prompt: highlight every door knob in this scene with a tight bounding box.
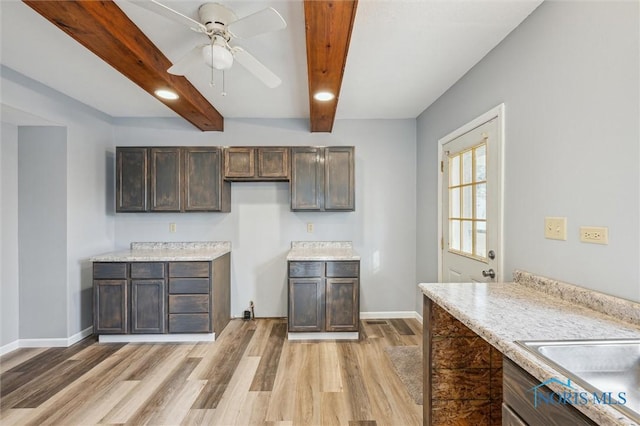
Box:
[482,269,496,279]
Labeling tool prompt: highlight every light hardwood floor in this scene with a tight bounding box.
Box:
[0,318,423,425]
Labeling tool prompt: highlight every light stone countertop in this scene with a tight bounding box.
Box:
[419,275,640,426]
[90,241,231,262]
[286,241,361,261]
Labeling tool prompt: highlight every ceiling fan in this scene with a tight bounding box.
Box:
[130,1,287,88]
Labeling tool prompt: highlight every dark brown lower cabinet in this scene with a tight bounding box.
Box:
[289,278,325,331]
[93,256,230,336]
[288,260,359,333]
[131,279,165,334]
[423,296,598,426]
[502,358,596,425]
[326,278,358,331]
[94,279,128,334]
[423,296,502,425]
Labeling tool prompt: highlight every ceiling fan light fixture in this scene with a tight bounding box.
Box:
[313,91,335,101]
[202,43,233,70]
[154,89,179,100]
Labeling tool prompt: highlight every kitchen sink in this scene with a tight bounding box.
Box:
[516,339,640,423]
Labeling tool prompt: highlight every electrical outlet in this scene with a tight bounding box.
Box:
[307,223,314,233]
[544,217,567,240]
[169,223,177,233]
[580,226,608,244]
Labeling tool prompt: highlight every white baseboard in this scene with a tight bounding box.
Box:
[0,340,20,356]
[98,333,215,343]
[288,331,359,341]
[0,326,94,355]
[360,311,422,322]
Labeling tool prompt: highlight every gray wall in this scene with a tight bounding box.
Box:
[1,67,116,346]
[18,127,68,338]
[1,124,20,346]
[416,0,640,306]
[113,118,418,318]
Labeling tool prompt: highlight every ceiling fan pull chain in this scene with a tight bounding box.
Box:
[209,42,215,88]
[222,71,227,97]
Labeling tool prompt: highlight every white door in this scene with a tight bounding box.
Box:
[439,106,504,283]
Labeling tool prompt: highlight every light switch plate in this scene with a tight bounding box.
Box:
[544,217,567,240]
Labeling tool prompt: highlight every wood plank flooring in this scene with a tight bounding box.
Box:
[0,318,423,425]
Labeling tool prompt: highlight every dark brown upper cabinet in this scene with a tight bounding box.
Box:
[291,146,355,211]
[116,147,230,213]
[150,148,181,212]
[224,147,289,181]
[184,147,230,212]
[116,147,148,212]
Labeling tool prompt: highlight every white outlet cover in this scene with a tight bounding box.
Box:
[580,226,608,244]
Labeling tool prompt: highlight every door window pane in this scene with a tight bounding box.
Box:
[450,156,460,186]
[450,187,460,218]
[462,186,473,219]
[475,145,486,182]
[462,220,473,253]
[476,183,486,220]
[462,150,473,184]
[447,141,488,260]
[450,220,461,251]
[475,221,487,258]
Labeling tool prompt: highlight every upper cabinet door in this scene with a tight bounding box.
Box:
[116,147,148,212]
[291,147,323,211]
[224,147,290,181]
[258,147,289,180]
[324,147,355,211]
[184,147,230,212]
[224,147,255,179]
[150,148,181,212]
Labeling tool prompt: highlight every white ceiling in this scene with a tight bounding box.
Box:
[0,0,543,123]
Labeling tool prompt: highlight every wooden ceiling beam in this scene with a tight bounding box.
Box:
[304,0,358,133]
[23,0,224,132]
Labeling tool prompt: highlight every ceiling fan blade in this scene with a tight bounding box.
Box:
[227,7,286,39]
[129,0,207,33]
[168,45,205,75]
[232,47,281,88]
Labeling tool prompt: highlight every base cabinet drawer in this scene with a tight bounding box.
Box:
[503,358,596,425]
[94,263,127,279]
[289,261,323,278]
[131,262,165,279]
[169,294,209,313]
[169,262,209,278]
[169,278,210,294]
[169,314,211,333]
[326,261,359,278]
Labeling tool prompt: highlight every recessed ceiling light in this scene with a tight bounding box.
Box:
[154,89,179,100]
[313,91,335,101]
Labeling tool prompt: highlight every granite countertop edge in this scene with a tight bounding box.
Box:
[90,241,231,262]
[286,241,361,261]
[419,280,640,426]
